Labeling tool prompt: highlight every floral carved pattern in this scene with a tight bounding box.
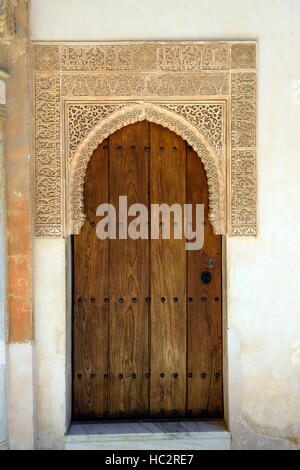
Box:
[61,72,229,97]
[34,74,61,237]
[68,103,126,161]
[60,43,232,71]
[230,150,256,236]
[68,103,224,235]
[32,41,257,237]
[68,103,226,233]
[67,102,224,164]
[231,72,257,235]
[158,103,223,163]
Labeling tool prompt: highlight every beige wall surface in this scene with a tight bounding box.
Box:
[30,0,300,449]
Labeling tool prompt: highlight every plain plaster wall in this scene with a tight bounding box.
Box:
[33,239,70,450]
[30,0,300,449]
[8,342,36,449]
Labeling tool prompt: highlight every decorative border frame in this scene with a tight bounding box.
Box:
[32,41,257,237]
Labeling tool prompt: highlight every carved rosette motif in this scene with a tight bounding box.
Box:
[32,41,257,237]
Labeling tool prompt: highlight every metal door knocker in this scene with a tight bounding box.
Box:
[201,271,211,284]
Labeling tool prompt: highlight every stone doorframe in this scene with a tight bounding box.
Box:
[31,41,257,448]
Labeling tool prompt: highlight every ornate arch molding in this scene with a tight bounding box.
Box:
[32,41,257,237]
[69,102,224,235]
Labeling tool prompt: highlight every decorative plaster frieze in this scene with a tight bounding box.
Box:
[60,43,231,72]
[60,72,230,97]
[32,41,257,237]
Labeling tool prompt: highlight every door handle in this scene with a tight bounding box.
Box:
[201,271,211,284]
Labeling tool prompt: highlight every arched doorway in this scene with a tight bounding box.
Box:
[72,121,222,420]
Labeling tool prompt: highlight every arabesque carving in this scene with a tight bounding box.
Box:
[34,74,61,237]
[68,103,224,235]
[32,41,257,237]
[159,103,223,163]
[68,103,126,161]
[230,72,257,235]
[60,43,232,71]
[67,102,224,163]
[61,72,230,97]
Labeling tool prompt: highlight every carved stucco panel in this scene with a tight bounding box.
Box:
[68,103,225,236]
[158,103,224,164]
[32,41,257,238]
[34,73,61,237]
[61,72,230,97]
[230,71,257,235]
[67,101,224,164]
[59,43,231,71]
[230,150,256,236]
[67,103,127,161]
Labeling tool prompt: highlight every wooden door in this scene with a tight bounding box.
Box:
[73,121,223,420]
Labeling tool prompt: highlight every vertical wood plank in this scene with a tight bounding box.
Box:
[73,140,109,419]
[187,146,223,418]
[108,121,150,418]
[150,123,187,417]
[73,123,223,420]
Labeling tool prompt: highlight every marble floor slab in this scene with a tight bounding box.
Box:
[65,420,231,450]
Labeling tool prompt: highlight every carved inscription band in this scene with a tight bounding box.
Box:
[32,41,257,237]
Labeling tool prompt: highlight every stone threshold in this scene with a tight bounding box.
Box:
[65,419,231,450]
[0,440,9,450]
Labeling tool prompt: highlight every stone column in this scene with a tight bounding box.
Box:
[0,71,8,451]
[0,0,16,450]
[1,1,36,449]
